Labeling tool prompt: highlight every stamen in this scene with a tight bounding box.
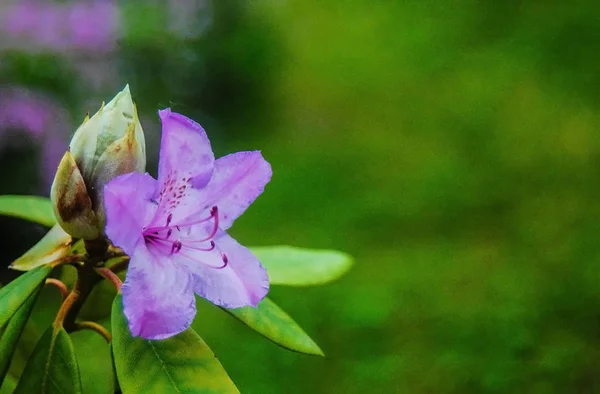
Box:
[196,206,219,242]
[170,240,182,255]
[144,206,219,235]
[208,253,228,270]
[142,206,224,268]
[169,206,218,229]
[147,236,216,252]
[178,240,215,252]
[185,241,216,252]
[173,249,230,269]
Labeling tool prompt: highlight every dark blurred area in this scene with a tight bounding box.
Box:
[2,1,600,393]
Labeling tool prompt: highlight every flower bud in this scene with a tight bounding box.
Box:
[51,85,146,240]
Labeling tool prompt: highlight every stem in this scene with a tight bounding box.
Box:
[84,238,109,262]
[74,321,112,343]
[45,278,69,300]
[107,245,127,258]
[60,263,102,331]
[108,257,129,274]
[95,267,122,291]
[53,237,120,331]
[55,254,87,267]
[53,286,80,329]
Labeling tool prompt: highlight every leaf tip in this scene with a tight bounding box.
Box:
[313,346,325,357]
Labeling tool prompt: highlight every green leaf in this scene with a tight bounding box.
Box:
[250,245,354,286]
[0,195,55,227]
[0,374,17,394]
[224,297,324,356]
[71,319,113,394]
[1,286,64,391]
[14,326,83,394]
[0,288,41,381]
[111,294,238,394]
[77,278,118,321]
[0,266,53,330]
[10,224,72,271]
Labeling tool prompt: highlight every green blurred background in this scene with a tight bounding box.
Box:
[2,1,600,393]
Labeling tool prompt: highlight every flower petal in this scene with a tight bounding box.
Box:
[122,242,196,340]
[197,151,272,229]
[177,231,269,308]
[157,109,214,189]
[104,172,157,254]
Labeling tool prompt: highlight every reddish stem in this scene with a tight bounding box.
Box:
[45,278,69,300]
[74,321,112,343]
[95,267,123,291]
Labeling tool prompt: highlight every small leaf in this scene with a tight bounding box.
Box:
[0,195,55,227]
[14,326,83,394]
[10,224,72,271]
[0,288,41,381]
[224,297,324,356]
[0,266,53,330]
[111,294,238,394]
[250,245,354,286]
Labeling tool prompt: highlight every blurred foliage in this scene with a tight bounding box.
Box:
[2,0,600,393]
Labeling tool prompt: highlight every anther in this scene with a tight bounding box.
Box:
[213,252,228,269]
[198,206,220,242]
[170,240,182,254]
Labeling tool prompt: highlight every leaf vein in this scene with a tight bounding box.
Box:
[147,341,181,393]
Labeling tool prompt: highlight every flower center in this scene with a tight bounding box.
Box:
[142,206,228,269]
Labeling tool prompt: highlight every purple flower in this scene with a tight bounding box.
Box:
[0,86,70,190]
[1,1,120,54]
[104,109,271,339]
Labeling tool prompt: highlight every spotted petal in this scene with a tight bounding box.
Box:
[157,109,214,189]
[197,151,272,230]
[122,242,197,340]
[104,172,157,254]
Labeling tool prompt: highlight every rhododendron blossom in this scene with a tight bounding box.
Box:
[104,109,271,339]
